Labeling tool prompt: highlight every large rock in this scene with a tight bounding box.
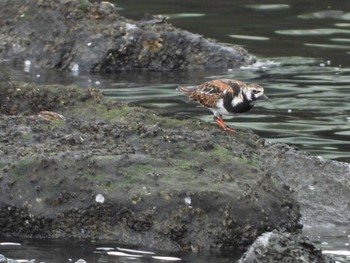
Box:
[0,81,299,252]
[0,82,347,263]
[257,143,350,229]
[238,230,335,263]
[0,0,255,71]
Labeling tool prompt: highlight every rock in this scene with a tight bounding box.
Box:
[0,0,255,71]
[238,230,335,263]
[0,81,346,263]
[0,254,19,263]
[0,81,299,252]
[257,143,350,229]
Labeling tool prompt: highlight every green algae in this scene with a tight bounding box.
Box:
[209,145,232,163]
[10,157,33,177]
[50,120,66,128]
[78,0,90,12]
[173,159,193,169]
[92,103,126,121]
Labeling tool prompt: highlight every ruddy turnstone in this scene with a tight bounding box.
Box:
[178,79,269,132]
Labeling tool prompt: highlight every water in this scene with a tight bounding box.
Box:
[108,0,350,162]
[1,235,350,262]
[6,0,350,161]
[98,57,350,162]
[2,0,350,261]
[0,238,237,263]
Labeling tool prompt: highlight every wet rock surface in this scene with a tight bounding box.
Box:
[0,0,255,71]
[1,82,348,263]
[238,230,335,263]
[0,81,301,252]
[260,144,350,229]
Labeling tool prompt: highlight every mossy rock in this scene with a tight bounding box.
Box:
[0,81,300,252]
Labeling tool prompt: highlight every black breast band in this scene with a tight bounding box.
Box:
[223,92,255,114]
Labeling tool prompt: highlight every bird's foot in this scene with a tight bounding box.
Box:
[214,116,237,133]
[222,125,237,133]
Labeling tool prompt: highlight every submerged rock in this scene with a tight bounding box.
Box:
[238,230,335,263]
[0,0,255,71]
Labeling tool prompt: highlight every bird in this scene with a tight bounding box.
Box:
[178,79,269,132]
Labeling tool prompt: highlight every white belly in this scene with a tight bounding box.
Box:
[210,99,231,116]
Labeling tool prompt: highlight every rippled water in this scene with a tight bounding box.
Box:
[4,1,350,162]
[2,234,350,263]
[0,238,237,263]
[98,57,350,162]
[2,0,350,261]
[108,0,350,162]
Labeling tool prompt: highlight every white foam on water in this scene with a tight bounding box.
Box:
[0,242,21,246]
[117,247,155,255]
[152,256,182,261]
[323,250,350,256]
[240,60,280,70]
[95,247,114,251]
[107,251,143,257]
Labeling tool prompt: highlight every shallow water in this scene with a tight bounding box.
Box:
[2,234,350,263]
[0,238,239,263]
[2,0,350,261]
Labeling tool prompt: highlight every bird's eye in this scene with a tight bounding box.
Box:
[252,89,257,93]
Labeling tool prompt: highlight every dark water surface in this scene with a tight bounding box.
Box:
[108,0,350,163]
[2,0,350,262]
[0,238,239,263]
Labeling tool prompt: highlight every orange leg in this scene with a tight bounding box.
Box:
[214,115,236,133]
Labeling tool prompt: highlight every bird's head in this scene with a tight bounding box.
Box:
[244,84,270,102]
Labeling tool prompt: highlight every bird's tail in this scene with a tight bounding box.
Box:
[177,85,197,95]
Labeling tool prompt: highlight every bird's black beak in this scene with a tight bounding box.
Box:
[260,94,270,102]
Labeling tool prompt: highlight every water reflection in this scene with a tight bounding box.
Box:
[246,4,290,11]
[276,28,350,35]
[0,238,237,263]
[1,233,350,262]
[229,34,270,41]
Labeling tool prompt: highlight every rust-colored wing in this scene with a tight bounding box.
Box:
[178,79,246,108]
